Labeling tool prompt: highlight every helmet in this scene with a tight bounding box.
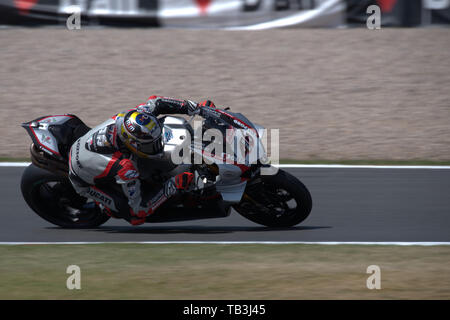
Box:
[116,110,163,158]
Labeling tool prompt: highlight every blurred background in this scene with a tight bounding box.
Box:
[0,0,450,29]
[1,0,450,28]
[0,0,449,161]
[1,1,449,301]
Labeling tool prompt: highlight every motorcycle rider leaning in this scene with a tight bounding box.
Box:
[68,95,216,225]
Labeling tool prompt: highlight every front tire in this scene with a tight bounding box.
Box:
[21,164,110,228]
[234,169,312,227]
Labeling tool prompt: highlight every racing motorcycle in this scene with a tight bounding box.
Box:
[20,107,312,228]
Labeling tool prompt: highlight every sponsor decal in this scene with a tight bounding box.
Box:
[136,114,151,126]
[233,119,248,129]
[88,188,112,206]
[125,119,135,132]
[124,170,139,179]
[151,196,167,210]
[151,189,168,210]
[40,134,51,143]
[164,129,173,142]
[40,117,58,124]
[126,181,137,197]
[205,108,222,118]
[95,132,110,148]
[75,140,83,169]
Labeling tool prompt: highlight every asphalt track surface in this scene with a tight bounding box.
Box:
[1,166,449,242]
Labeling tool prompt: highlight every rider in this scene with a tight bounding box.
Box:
[68,95,216,225]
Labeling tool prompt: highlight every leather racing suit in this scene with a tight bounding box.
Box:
[68,96,215,225]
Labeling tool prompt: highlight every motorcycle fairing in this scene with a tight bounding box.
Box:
[22,115,76,159]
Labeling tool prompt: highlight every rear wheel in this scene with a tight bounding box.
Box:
[234,169,312,227]
[21,164,110,228]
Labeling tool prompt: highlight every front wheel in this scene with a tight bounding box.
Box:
[233,169,312,228]
[21,164,110,228]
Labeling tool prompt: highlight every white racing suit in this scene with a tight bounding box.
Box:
[68,95,205,225]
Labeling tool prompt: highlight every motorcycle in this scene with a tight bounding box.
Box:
[20,107,312,228]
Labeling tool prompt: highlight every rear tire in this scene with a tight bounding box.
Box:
[234,169,312,227]
[21,164,110,228]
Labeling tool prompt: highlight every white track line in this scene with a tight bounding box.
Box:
[1,162,450,169]
[0,241,449,246]
[277,164,450,169]
[0,162,30,167]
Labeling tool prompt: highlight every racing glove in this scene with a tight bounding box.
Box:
[137,96,215,117]
[187,100,216,116]
[182,100,201,116]
[199,100,216,108]
[173,171,195,190]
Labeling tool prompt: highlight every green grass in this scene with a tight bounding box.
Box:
[0,244,449,300]
[2,157,450,165]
